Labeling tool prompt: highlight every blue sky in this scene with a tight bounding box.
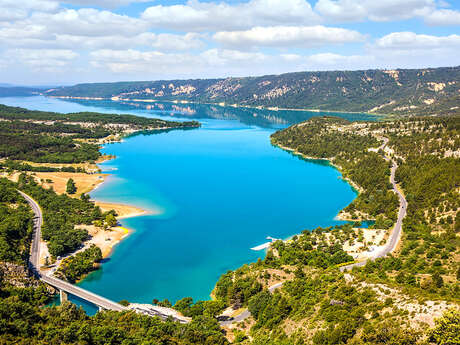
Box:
[1,0,459,85]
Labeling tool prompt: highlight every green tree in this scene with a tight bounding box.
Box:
[105,213,117,227]
[429,309,460,345]
[66,178,77,194]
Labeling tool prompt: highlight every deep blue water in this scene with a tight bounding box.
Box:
[1,96,376,313]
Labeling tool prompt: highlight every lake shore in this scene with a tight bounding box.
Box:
[273,141,363,191]
[29,158,156,267]
[272,141,367,222]
[47,95,389,118]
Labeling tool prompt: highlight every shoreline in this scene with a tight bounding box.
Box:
[47,95,390,118]
[272,141,367,222]
[37,155,156,272]
[86,157,157,260]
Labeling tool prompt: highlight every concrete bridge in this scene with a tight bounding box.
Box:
[19,191,128,312]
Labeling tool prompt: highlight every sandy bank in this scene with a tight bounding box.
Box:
[95,201,155,219]
[81,224,131,258]
[29,169,153,267]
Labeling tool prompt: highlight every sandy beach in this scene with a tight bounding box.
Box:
[95,201,152,220]
[28,167,156,267]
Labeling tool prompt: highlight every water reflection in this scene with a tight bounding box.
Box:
[64,98,378,128]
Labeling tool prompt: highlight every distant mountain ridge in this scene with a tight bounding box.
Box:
[0,86,43,97]
[46,66,460,116]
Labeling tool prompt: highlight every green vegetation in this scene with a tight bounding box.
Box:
[0,104,200,128]
[0,179,33,263]
[0,294,229,344]
[15,174,110,258]
[272,117,399,223]
[428,308,460,344]
[0,104,200,163]
[66,178,77,194]
[0,159,87,173]
[0,176,228,345]
[174,298,225,318]
[48,66,460,116]
[56,245,102,283]
[0,120,102,163]
[0,86,42,96]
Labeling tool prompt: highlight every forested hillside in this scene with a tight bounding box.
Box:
[47,66,460,116]
[0,104,199,163]
[0,86,42,97]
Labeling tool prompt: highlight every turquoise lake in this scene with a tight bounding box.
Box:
[1,96,376,313]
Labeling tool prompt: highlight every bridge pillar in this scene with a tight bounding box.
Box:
[60,290,68,303]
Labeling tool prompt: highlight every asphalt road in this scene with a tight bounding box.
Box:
[220,136,408,325]
[19,190,127,312]
[340,137,406,271]
[18,191,42,273]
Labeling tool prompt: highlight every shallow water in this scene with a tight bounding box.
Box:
[2,96,376,312]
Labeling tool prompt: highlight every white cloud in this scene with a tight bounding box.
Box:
[0,23,204,51]
[90,48,269,73]
[213,25,365,49]
[424,9,460,26]
[26,8,148,37]
[89,48,307,79]
[4,48,78,70]
[373,32,460,50]
[315,0,436,22]
[0,0,59,21]
[151,33,205,51]
[306,53,373,67]
[142,0,320,31]
[367,32,460,68]
[201,48,268,66]
[90,49,205,74]
[60,0,151,8]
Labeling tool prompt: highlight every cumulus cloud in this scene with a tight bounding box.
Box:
[151,33,205,52]
[213,25,365,49]
[89,48,311,79]
[142,0,320,31]
[60,0,151,8]
[373,32,460,50]
[0,0,59,21]
[4,48,78,70]
[307,53,373,66]
[25,8,148,37]
[90,48,269,73]
[424,9,460,26]
[366,32,460,68]
[0,23,205,52]
[90,49,193,72]
[315,0,436,22]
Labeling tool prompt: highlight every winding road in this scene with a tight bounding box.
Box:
[339,137,407,271]
[20,190,128,312]
[220,136,408,325]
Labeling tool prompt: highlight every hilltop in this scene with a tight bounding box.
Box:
[46,66,460,117]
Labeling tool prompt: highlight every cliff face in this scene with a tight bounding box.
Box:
[46,66,460,116]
